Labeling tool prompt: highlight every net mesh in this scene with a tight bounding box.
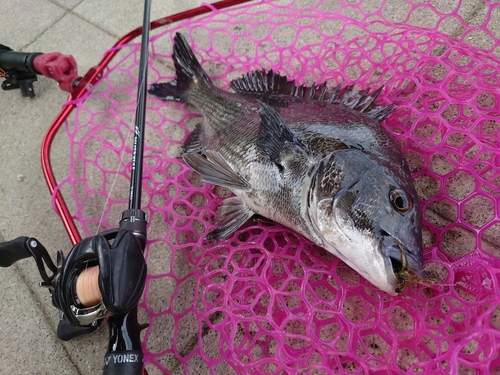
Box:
[53,0,500,373]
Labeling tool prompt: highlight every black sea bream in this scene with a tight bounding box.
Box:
[149,33,426,295]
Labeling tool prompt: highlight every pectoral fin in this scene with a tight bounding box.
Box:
[256,100,295,164]
[182,123,203,153]
[206,197,254,240]
[256,100,308,168]
[182,150,250,191]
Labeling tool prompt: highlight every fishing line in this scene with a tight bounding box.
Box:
[86,125,133,305]
[87,5,152,308]
[94,122,134,236]
[94,43,147,236]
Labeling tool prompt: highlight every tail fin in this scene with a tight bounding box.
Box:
[148,32,212,101]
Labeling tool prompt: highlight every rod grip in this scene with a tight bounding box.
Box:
[103,350,144,375]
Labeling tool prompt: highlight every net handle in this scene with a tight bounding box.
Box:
[41,0,254,245]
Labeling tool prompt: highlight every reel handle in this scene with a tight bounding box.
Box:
[0,236,31,267]
[0,236,57,283]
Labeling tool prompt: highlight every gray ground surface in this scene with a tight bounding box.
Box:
[0,0,492,374]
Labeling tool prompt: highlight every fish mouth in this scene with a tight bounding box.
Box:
[381,235,427,293]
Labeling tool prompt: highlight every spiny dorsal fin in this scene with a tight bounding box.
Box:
[231,69,394,120]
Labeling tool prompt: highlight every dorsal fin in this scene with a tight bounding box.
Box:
[230,70,394,121]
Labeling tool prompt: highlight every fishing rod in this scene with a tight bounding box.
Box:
[0,0,152,374]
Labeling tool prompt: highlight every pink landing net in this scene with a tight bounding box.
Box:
[53,0,500,374]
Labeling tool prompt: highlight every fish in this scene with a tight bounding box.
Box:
[148,32,425,295]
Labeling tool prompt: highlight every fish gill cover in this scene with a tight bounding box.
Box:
[53,0,500,374]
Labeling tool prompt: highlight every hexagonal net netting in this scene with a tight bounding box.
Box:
[51,0,500,373]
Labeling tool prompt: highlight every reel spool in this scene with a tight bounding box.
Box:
[76,266,102,307]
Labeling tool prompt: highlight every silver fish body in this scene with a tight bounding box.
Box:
[149,33,424,295]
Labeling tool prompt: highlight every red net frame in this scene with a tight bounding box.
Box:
[43,1,500,374]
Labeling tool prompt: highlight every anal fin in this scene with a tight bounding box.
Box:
[206,197,254,240]
[182,150,250,191]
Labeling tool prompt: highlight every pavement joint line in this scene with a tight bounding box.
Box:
[65,9,125,40]
[20,6,69,51]
[463,0,490,29]
[430,0,489,58]
[23,2,121,52]
[448,0,490,40]
[46,0,85,13]
[10,262,85,375]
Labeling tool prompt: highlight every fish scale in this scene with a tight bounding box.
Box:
[148,32,425,296]
[186,85,310,238]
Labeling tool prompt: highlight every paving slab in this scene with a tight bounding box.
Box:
[73,0,207,39]
[0,261,80,375]
[1,0,66,50]
[26,12,117,77]
[51,0,85,11]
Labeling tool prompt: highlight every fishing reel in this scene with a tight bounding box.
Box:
[0,209,147,340]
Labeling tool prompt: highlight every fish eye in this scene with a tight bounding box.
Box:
[390,189,411,212]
